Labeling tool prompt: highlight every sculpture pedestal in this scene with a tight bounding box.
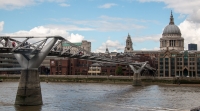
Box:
[133,73,142,86]
[15,70,43,106]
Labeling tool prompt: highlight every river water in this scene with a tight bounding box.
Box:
[0,82,200,111]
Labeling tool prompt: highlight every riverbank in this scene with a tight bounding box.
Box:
[2,75,200,85]
[0,75,133,84]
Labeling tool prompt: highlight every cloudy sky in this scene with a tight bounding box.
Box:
[0,0,200,52]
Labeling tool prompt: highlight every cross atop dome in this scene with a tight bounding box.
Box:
[169,10,174,25]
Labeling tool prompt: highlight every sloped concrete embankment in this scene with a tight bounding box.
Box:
[2,75,200,84]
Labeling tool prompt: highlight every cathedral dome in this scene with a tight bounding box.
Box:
[163,24,181,35]
[162,11,181,36]
[160,11,184,51]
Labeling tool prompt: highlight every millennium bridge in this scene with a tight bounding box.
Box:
[0,36,156,106]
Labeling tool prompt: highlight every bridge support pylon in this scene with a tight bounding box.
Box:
[132,72,142,86]
[15,69,42,105]
[129,61,148,86]
[13,37,59,106]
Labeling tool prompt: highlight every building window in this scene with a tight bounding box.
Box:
[172,54,176,57]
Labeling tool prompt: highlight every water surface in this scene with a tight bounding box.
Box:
[0,82,200,111]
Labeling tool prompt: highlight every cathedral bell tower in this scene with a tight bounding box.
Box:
[124,33,134,53]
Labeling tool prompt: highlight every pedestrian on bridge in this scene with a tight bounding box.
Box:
[12,41,16,48]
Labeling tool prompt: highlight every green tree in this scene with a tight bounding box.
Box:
[116,66,123,75]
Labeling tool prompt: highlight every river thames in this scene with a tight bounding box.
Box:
[0,82,200,111]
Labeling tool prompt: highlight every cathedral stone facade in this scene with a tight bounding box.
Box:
[160,11,184,51]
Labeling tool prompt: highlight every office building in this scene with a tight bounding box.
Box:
[188,43,197,51]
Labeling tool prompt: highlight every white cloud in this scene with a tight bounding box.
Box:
[138,0,200,22]
[0,0,68,10]
[67,33,84,43]
[138,0,200,14]
[161,0,200,15]
[179,20,200,50]
[50,16,146,32]
[189,9,200,23]
[46,24,95,31]
[0,21,4,32]
[41,0,66,3]
[153,47,160,50]
[4,26,84,43]
[131,34,161,42]
[95,40,124,53]
[0,0,35,10]
[96,20,144,31]
[5,26,67,36]
[98,3,117,9]
[97,15,154,30]
[59,3,70,7]
[178,14,186,19]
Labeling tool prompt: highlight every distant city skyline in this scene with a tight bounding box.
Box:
[0,0,200,52]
